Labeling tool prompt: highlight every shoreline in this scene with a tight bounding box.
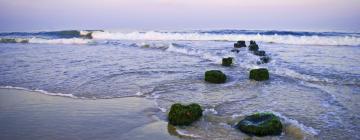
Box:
[0,88,177,140]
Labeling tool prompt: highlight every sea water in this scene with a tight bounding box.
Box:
[0,30,359,139]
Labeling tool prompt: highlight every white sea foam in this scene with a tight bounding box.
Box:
[166,43,222,63]
[92,31,360,46]
[272,67,334,84]
[0,86,78,98]
[272,112,320,136]
[175,129,202,138]
[204,108,218,115]
[29,38,93,45]
[0,37,94,45]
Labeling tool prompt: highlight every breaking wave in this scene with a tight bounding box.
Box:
[92,31,360,46]
[0,37,94,45]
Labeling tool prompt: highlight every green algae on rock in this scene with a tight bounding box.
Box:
[249,68,269,81]
[222,57,233,67]
[236,112,283,136]
[205,70,227,83]
[168,103,203,126]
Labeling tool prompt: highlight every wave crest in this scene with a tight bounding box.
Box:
[0,37,93,45]
[92,31,360,46]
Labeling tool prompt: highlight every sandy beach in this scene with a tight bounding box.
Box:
[0,88,178,140]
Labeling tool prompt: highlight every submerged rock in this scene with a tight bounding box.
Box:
[222,57,233,67]
[231,49,240,53]
[205,70,227,83]
[249,68,269,81]
[260,56,271,64]
[236,112,283,136]
[253,50,266,56]
[168,103,203,126]
[234,41,246,48]
[248,44,259,51]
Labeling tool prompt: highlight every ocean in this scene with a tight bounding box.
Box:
[0,29,359,139]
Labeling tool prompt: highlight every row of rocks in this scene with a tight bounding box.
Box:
[232,40,271,65]
[168,103,283,136]
[205,68,269,83]
[167,41,280,137]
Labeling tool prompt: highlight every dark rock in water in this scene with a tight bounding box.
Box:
[236,112,283,136]
[253,50,266,56]
[168,103,203,126]
[205,70,227,83]
[249,68,269,81]
[231,49,240,53]
[260,56,271,63]
[222,57,233,67]
[248,44,259,51]
[0,38,28,43]
[234,40,246,48]
[250,40,257,45]
[81,32,93,39]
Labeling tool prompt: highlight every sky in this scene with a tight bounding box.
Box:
[0,0,359,32]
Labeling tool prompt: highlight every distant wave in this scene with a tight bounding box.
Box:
[0,37,94,45]
[1,30,360,46]
[92,31,360,46]
[0,30,97,39]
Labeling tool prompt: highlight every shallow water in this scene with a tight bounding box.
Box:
[0,30,360,139]
[0,88,176,140]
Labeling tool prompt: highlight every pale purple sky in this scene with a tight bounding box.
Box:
[0,0,359,32]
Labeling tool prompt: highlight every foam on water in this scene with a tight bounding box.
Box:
[175,129,202,138]
[0,86,78,98]
[91,31,360,46]
[0,37,93,45]
[29,38,93,45]
[166,43,222,63]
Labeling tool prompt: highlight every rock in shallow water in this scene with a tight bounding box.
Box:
[231,49,240,53]
[248,44,259,51]
[253,50,266,56]
[205,70,227,84]
[168,103,203,126]
[249,68,269,81]
[236,112,283,136]
[260,56,271,63]
[234,41,247,48]
[222,57,233,67]
[250,40,257,45]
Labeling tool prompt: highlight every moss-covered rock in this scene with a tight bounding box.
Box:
[248,44,259,51]
[253,50,266,56]
[222,57,233,67]
[236,112,283,136]
[234,41,246,48]
[249,68,269,81]
[205,70,227,83]
[168,103,203,126]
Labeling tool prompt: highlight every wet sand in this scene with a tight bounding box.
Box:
[0,88,177,140]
